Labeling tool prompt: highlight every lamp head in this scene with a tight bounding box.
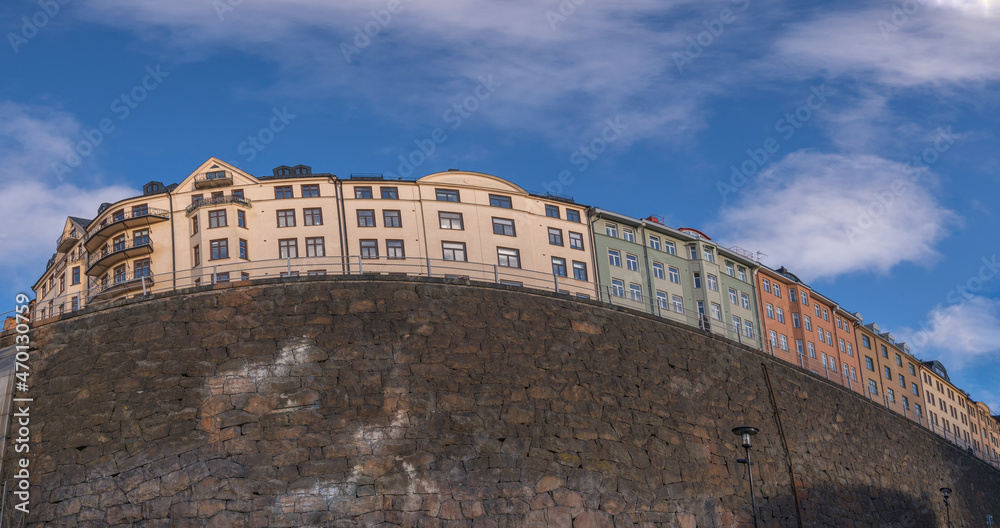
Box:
[940,487,952,499]
[732,426,759,448]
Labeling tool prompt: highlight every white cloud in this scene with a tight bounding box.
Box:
[0,102,135,294]
[900,296,1000,369]
[711,151,958,282]
[766,3,1000,87]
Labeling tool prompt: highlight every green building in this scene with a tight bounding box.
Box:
[590,208,763,349]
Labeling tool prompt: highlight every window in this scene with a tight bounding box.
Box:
[847,343,853,356]
[769,330,778,347]
[703,248,715,263]
[114,264,127,283]
[766,303,774,319]
[792,313,800,328]
[279,239,298,259]
[909,363,916,375]
[823,308,830,321]
[796,340,803,355]
[851,367,858,381]
[689,246,698,260]
[380,187,398,199]
[669,267,680,284]
[569,232,584,250]
[710,303,722,321]
[497,247,520,268]
[436,189,459,202]
[232,189,244,200]
[915,403,922,416]
[738,267,747,281]
[673,295,684,314]
[552,257,567,277]
[277,209,296,227]
[869,380,878,395]
[608,249,622,267]
[825,331,832,345]
[780,335,788,351]
[776,308,785,324]
[193,245,200,266]
[72,267,80,285]
[657,292,669,309]
[630,284,643,302]
[133,258,150,278]
[210,239,228,260]
[862,335,871,349]
[839,338,845,352]
[360,239,379,259]
[808,342,816,358]
[626,254,639,271]
[899,374,906,388]
[805,316,812,330]
[762,278,771,292]
[566,209,581,222]
[884,366,892,380]
[299,208,322,226]
[214,272,230,284]
[487,217,514,236]
[572,261,587,281]
[912,383,919,396]
[814,304,821,317]
[237,210,246,228]
[903,396,910,409]
[209,209,227,228]
[881,345,888,358]
[192,214,199,234]
[611,279,625,297]
[71,297,79,311]
[439,212,464,230]
[896,354,902,367]
[378,210,401,228]
[132,204,148,216]
[133,229,149,246]
[725,261,735,276]
[623,228,635,242]
[789,287,796,301]
[888,389,896,403]
[744,321,754,338]
[113,234,126,251]
[664,241,676,255]
[774,285,781,298]
[605,223,618,237]
[545,204,559,218]
[275,186,293,199]
[306,237,325,257]
[693,272,702,288]
[386,240,405,259]
[653,263,665,280]
[741,293,750,309]
[489,194,512,208]
[301,184,320,197]
[358,209,376,227]
[706,274,718,291]
[548,228,563,245]
[649,236,661,251]
[442,242,467,261]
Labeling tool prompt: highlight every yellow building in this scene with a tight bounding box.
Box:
[854,322,926,424]
[919,361,982,455]
[32,158,597,319]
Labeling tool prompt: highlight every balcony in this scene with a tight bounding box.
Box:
[194,171,233,189]
[84,207,170,252]
[87,238,153,277]
[185,195,252,216]
[56,228,83,252]
[89,273,154,303]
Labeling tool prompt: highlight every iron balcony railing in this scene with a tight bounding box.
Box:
[185,195,252,215]
[84,207,170,246]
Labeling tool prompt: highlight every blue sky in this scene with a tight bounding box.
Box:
[1,0,998,408]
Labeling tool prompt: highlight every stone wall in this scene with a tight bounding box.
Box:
[7,276,1000,527]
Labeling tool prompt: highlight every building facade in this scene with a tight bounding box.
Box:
[853,322,925,423]
[590,210,761,347]
[32,158,597,318]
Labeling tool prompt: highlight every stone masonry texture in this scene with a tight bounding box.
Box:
[5,276,1000,527]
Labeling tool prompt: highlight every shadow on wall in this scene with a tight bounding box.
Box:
[795,485,937,528]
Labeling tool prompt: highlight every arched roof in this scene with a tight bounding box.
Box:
[417,170,528,195]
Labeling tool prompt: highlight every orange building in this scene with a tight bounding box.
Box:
[853,321,926,425]
[755,266,864,395]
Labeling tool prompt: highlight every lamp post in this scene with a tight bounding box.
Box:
[940,487,952,528]
[986,514,994,527]
[733,426,760,528]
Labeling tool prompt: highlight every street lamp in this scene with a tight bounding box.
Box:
[733,426,761,528]
[940,487,952,528]
[986,514,994,527]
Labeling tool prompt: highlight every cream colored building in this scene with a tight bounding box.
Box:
[32,158,597,320]
[918,360,984,456]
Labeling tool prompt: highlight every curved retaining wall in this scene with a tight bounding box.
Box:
[7,277,1000,527]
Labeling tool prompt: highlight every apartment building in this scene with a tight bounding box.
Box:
[854,322,925,422]
[971,401,1000,463]
[32,158,597,317]
[755,266,864,395]
[590,210,761,347]
[919,361,983,454]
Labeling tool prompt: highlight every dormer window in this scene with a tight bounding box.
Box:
[295,167,306,175]
[279,168,290,176]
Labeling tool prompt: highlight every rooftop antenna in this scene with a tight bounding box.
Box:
[756,251,768,262]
